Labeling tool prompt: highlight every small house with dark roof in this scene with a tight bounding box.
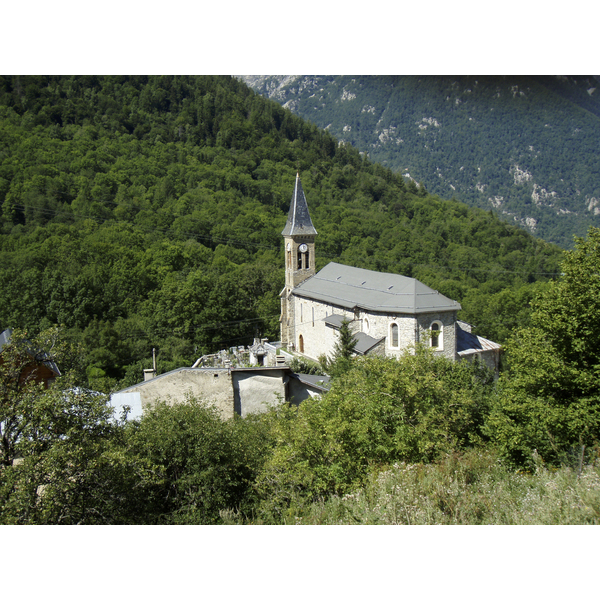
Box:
[280,175,501,371]
[0,328,61,388]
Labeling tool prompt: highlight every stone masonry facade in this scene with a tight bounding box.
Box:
[291,295,458,362]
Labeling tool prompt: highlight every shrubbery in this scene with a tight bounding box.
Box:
[252,349,495,519]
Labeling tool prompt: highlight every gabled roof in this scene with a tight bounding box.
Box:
[293,262,461,315]
[281,173,318,237]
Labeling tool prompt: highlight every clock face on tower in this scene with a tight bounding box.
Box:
[299,243,308,253]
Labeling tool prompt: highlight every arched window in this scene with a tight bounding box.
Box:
[431,321,443,349]
[299,334,304,353]
[305,248,310,270]
[364,317,370,334]
[297,250,303,270]
[390,323,399,348]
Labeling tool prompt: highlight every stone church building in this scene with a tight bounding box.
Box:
[280,174,501,371]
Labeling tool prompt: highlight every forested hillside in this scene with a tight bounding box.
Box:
[241,75,600,248]
[0,75,562,390]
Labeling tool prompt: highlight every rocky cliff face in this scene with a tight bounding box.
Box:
[240,75,600,248]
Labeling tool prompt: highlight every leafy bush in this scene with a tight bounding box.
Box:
[253,348,495,517]
[288,356,325,376]
[123,398,272,524]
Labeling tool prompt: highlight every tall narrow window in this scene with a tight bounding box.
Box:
[299,334,304,353]
[431,321,443,349]
[305,248,310,269]
[390,323,399,348]
[297,250,302,270]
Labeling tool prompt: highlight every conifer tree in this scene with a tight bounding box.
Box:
[328,319,357,377]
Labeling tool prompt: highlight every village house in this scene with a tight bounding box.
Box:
[0,328,61,389]
[110,365,330,421]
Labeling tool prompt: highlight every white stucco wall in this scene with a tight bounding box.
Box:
[232,370,287,417]
[110,391,143,420]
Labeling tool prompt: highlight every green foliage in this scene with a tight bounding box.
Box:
[0,432,162,525]
[487,227,600,466]
[247,75,600,249]
[0,328,103,465]
[326,318,358,377]
[0,328,151,524]
[288,356,325,376]
[459,280,549,345]
[0,326,274,524]
[253,349,495,516]
[242,449,600,525]
[122,399,270,524]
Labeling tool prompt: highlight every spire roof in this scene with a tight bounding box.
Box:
[282,173,318,236]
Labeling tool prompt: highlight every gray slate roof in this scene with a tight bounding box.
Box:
[292,372,331,391]
[352,332,385,355]
[456,322,501,356]
[323,314,347,328]
[293,262,461,314]
[281,174,318,237]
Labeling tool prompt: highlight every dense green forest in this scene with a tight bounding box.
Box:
[242,75,600,249]
[1,76,599,525]
[0,75,562,390]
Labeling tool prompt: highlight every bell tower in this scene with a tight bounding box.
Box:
[280,173,317,347]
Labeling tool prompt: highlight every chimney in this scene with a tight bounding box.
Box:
[143,348,157,381]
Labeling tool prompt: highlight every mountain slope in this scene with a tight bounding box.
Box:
[240,75,600,248]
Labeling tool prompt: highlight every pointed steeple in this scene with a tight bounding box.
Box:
[281,173,318,236]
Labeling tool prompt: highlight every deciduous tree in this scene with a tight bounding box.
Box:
[487,227,600,466]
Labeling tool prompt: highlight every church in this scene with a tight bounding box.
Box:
[279,174,501,371]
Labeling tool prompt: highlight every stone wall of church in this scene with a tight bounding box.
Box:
[290,296,459,362]
[291,297,357,361]
[360,310,417,358]
[459,348,501,373]
[415,311,458,360]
